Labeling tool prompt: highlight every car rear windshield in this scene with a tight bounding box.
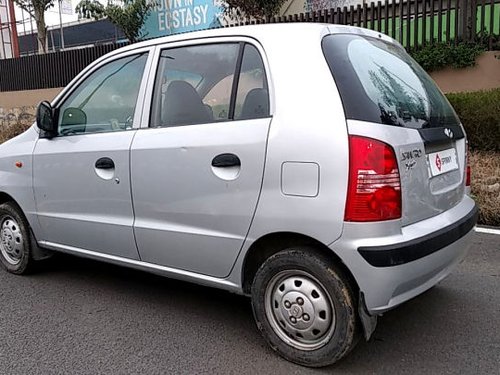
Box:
[322,34,460,128]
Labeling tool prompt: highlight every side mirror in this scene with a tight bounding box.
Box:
[36,101,56,136]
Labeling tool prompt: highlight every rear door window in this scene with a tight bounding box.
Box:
[234,44,269,120]
[150,43,239,127]
[150,42,270,128]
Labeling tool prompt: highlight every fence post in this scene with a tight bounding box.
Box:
[457,0,476,41]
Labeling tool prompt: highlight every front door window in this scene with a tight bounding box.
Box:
[58,53,148,135]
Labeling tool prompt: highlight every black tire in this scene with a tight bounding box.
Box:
[0,202,35,274]
[251,248,359,368]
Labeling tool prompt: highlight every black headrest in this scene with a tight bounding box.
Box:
[163,81,211,126]
[239,88,269,120]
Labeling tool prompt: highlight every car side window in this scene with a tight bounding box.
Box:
[203,44,269,121]
[150,44,239,127]
[234,44,269,120]
[57,53,148,136]
[203,74,235,121]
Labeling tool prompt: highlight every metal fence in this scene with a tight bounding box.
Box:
[232,0,500,49]
[0,0,499,92]
[0,43,126,92]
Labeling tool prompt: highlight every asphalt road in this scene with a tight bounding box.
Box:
[0,232,498,375]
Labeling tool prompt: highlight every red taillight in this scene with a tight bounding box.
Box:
[345,136,402,222]
[466,142,471,187]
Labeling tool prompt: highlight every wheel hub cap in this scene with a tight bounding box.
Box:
[265,270,335,351]
[0,218,23,265]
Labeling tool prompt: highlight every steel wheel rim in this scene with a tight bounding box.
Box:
[264,270,336,351]
[0,216,24,265]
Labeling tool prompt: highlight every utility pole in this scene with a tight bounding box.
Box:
[58,0,65,49]
[7,0,19,57]
[21,8,26,35]
[29,12,35,54]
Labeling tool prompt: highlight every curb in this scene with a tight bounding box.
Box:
[475,226,500,235]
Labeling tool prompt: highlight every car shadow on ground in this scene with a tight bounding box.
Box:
[37,253,253,320]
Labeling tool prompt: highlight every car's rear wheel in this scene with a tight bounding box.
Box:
[0,202,35,274]
[251,248,359,367]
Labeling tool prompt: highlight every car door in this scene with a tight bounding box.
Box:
[33,49,152,259]
[131,41,272,277]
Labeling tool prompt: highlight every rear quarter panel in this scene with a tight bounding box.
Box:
[227,26,350,283]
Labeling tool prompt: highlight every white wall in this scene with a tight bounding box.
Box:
[281,0,365,16]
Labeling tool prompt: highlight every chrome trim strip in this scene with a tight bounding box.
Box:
[39,241,241,292]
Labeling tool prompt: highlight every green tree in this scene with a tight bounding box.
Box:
[224,0,287,19]
[305,0,349,13]
[76,0,155,43]
[13,0,54,53]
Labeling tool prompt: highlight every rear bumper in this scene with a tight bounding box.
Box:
[330,196,477,314]
[358,206,478,267]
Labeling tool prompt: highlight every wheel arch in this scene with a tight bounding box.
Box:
[241,231,360,296]
[0,191,52,261]
[0,192,20,207]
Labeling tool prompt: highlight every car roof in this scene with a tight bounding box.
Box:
[111,23,400,56]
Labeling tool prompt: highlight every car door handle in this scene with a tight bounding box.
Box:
[95,157,115,170]
[211,153,241,168]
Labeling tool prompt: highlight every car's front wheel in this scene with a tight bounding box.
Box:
[251,248,359,367]
[0,202,35,274]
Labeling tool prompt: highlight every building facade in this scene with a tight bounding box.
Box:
[281,0,366,16]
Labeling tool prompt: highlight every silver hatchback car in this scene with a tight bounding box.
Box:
[0,24,477,367]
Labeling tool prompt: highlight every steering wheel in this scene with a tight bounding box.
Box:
[60,128,79,136]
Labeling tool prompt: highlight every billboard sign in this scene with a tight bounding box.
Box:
[61,0,73,15]
[142,0,223,39]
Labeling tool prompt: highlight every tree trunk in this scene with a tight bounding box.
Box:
[34,8,48,54]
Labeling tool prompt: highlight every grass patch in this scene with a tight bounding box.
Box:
[470,151,500,227]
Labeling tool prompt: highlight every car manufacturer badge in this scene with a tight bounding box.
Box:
[444,128,454,139]
[435,154,442,171]
[405,159,417,171]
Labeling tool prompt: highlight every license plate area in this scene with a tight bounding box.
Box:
[427,148,459,177]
